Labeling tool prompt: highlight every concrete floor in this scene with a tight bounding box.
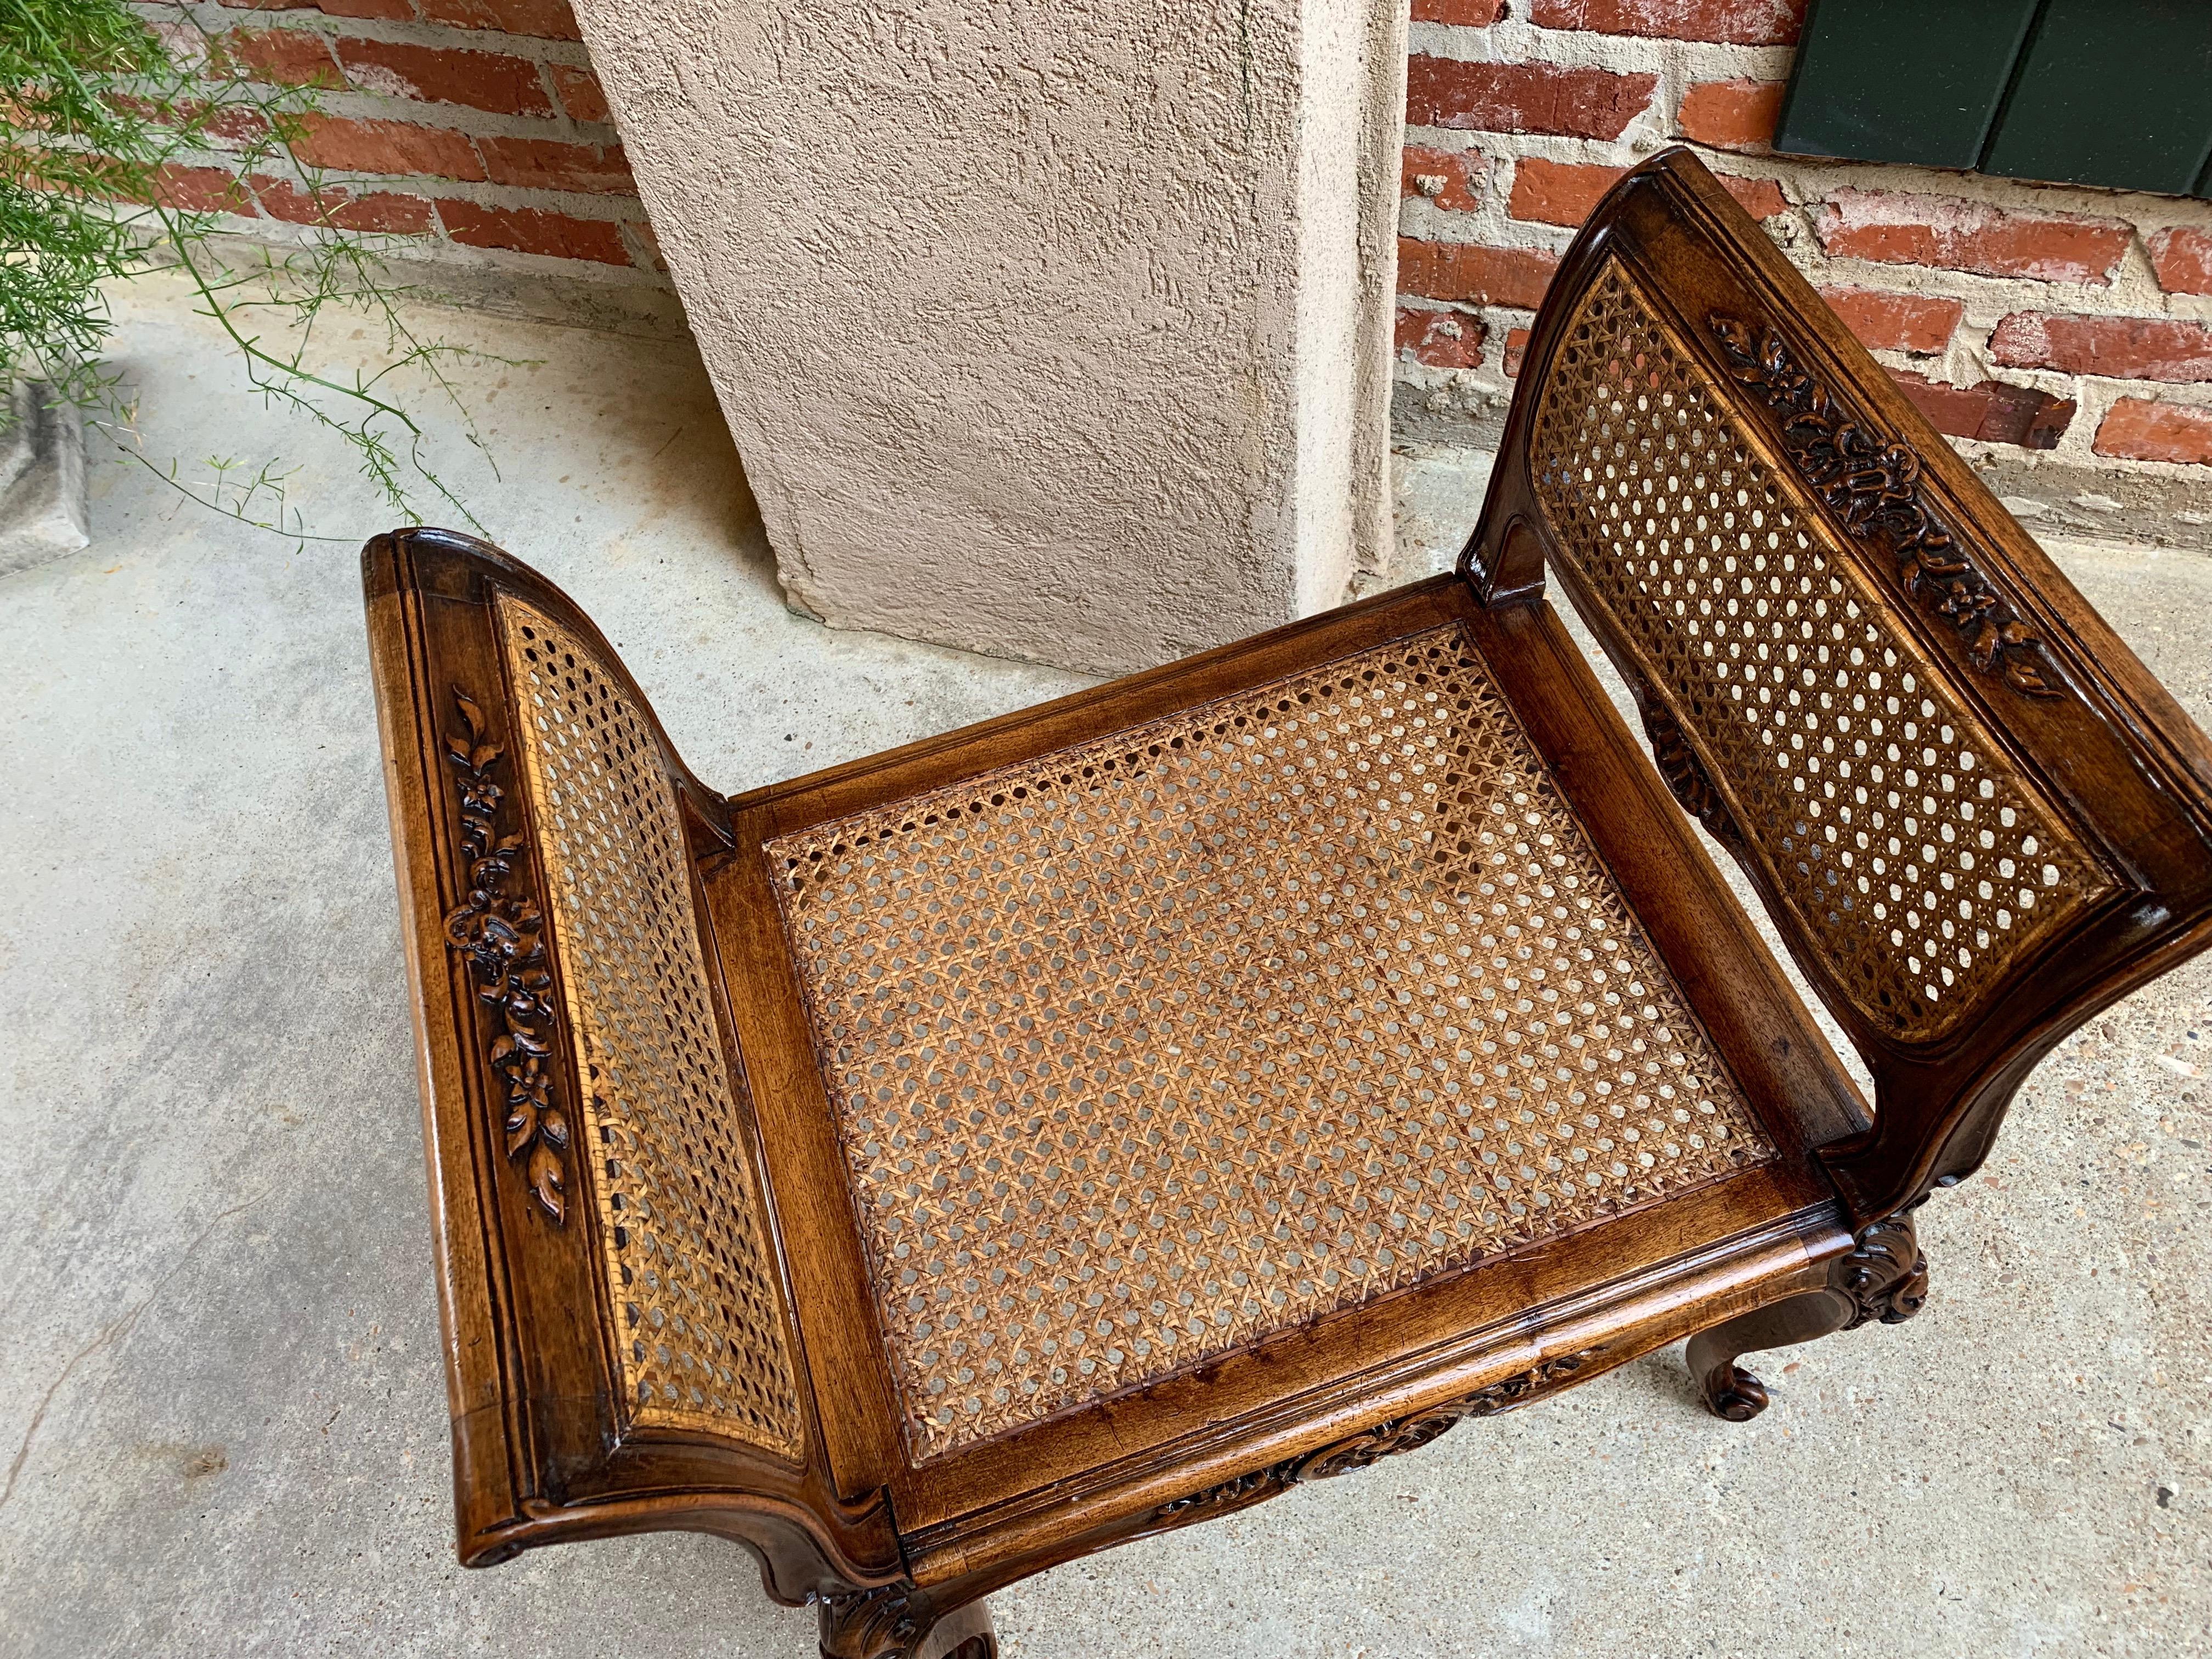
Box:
[2,270,2209,1658]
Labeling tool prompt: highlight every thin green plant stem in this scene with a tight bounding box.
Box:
[3,0,506,538]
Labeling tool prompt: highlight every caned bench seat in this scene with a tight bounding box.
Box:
[363,150,2212,1659]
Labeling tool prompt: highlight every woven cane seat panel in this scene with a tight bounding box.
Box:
[767,627,1775,1462]
[1529,262,2106,1042]
[500,597,805,1459]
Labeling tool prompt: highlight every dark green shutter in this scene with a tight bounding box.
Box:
[1776,0,2212,200]
[1775,0,2042,171]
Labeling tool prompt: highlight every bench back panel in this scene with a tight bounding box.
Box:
[1525,257,2113,1044]
[1466,150,2212,1218]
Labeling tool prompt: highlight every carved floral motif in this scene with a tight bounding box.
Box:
[1708,314,2062,701]
[1458,1350,1599,1415]
[1837,1212,1929,1329]
[1639,705,1737,840]
[442,688,569,1224]
[1156,1351,1604,1520]
[817,1586,922,1659]
[1158,1464,1293,1518]
[1291,1409,1464,1483]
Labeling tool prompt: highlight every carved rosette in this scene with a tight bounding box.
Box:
[441,688,569,1224]
[1837,1212,1929,1329]
[1707,313,2062,702]
[1156,1350,1604,1520]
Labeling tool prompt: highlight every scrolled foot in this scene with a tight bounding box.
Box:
[1697,1361,1770,1421]
[1683,1210,1933,1425]
[1684,1286,1850,1426]
[920,1602,996,1659]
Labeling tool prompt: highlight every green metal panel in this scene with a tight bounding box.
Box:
[1774,0,2042,168]
[1981,0,2212,198]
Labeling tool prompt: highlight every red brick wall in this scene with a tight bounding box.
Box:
[1397,0,2212,503]
[160,0,2212,496]
[145,0,659,277]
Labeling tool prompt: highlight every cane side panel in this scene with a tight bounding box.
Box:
[768,625,1775,1462]
[498,595,804,1459]
[1529,262,2108,1042]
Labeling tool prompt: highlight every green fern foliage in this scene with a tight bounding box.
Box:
[2,0,492,536]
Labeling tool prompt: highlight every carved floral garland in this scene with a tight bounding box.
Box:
[1639,705,1736,840]
[442,688,569,1224]
[1157,1350,1603,1519]
[1707,314,2062,701]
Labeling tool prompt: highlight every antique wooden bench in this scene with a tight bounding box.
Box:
[362,150,2212,1659]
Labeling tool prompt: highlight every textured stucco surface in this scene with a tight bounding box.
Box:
[1,275,2208,1658]
[568,1,1404,674]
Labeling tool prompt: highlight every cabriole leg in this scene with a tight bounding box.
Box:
[1686,1286,1854,1420]
[1688,1211,1931,1421]
[921,1601,997,1659]
[819,1585,996,1659]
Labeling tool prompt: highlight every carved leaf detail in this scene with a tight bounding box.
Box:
[1838,1213,1929,1329]
[441,686,569,1226]
[1640,705,1737,841]
[528,1143,566,1220]
[1707,313,2063,702]
[1154,1350,1607,1522]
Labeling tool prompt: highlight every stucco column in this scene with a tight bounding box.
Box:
[569,1,1407,674]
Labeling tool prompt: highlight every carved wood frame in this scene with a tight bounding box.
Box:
[362,149,2212,1659]
[1461,149,2212,1227]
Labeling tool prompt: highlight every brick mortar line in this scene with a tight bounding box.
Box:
[165,121,643,202]
[1400,315,2212,468]
[177,196,673,278]
[1407,20,1793,78]
[1393,346,2212,477]
[1405,128,2212,244]
[143,1,596,65]
[255,91,624,144]
[1393,307,2212,456]
[185,162,652,219]
[149,138,656,269]
[139,0,610,144]
[195,206,674,282]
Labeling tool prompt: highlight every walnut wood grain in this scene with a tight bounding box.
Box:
[1686,1207,1929,1421]
[359,147,2212,1659]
